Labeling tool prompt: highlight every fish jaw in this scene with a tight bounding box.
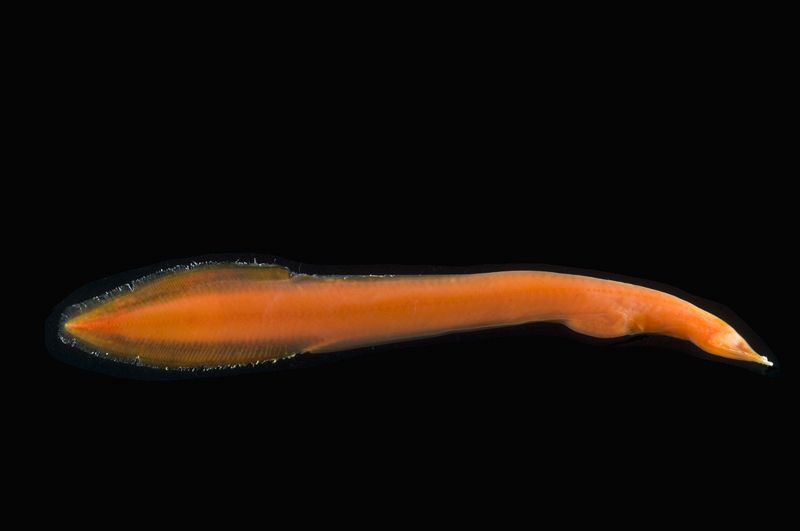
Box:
[696,326,772,367]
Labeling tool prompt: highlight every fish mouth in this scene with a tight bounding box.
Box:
[714,341,773,367]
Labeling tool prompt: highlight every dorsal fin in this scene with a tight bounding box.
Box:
[103,263,291,314]
[139,263,289,291]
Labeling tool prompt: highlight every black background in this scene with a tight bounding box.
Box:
[32,18,793,519]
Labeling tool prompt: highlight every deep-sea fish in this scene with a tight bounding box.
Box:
[55,261,771,372]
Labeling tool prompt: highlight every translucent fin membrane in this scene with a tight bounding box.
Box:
[60,263,298,369]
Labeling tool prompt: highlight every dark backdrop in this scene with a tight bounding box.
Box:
[34,35,793,515]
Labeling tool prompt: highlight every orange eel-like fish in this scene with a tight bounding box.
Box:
[58,262,771,371]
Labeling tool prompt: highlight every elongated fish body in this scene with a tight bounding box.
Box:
[58,262,771,371]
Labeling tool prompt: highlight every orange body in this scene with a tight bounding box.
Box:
[60,263,770,369]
